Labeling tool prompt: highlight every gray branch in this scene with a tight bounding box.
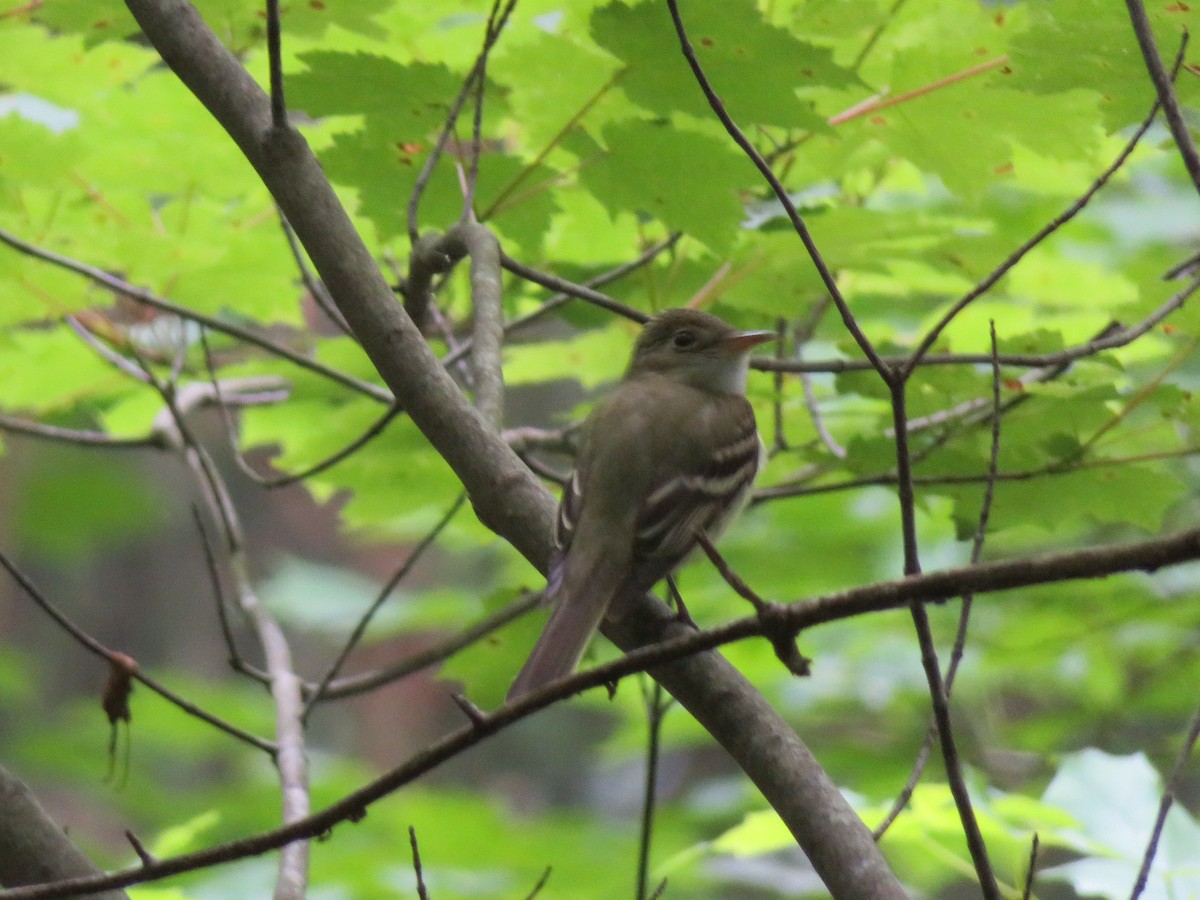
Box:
[0,764,129,900]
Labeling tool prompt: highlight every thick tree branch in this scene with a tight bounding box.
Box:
[0,765,129,900]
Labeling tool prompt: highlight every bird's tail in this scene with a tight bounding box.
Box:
[504,571,614,705]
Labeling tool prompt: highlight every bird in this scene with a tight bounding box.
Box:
[507,308,772,702]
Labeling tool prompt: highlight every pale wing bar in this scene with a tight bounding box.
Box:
[634,427,760,564]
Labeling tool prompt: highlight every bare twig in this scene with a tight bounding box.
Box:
[1124,10,1200,195]
[409,827,430,900]
[849,0,909,71]
[694,533,766,612]
[771,318,789,452]
[890,377,998,896]
[265,0,286,129]
[0,225,390,402]
[1129,700,1200,899]
[903,46,1176,377]
[442,233,682,369]
[666,0,887,377]
[199,326,400,488]
[136,352,310,896]
[757,443,1200,504]
[0,547,275,754]
[755,269,1200,376]
[0,414,162,449]
[304,493,467,716]
[499,253,646,321]
[12,521,1200,899]
[405,0,518,243]
[1022,834,1040,900]
[874,322,1005,840]
[636,683,670,900]
[277,211,353,337]
[522,868,552,900]
[66,315,152,383]
[800,367,845,459]
[307,590,541,703]
[190,506,256,681]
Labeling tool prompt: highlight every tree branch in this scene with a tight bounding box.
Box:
[0,765,130,900]
[7,519,1200,899]
[1124,7,1200,195]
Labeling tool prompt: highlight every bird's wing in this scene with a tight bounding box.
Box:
[632,395,760,567]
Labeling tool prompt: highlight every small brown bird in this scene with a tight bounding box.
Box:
[507,309,772,701]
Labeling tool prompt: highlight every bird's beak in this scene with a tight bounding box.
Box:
[723,330,775,352]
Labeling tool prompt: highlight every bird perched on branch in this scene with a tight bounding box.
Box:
[507,308,773,702]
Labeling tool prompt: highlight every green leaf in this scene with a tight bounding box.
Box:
[1009,0,1200,131]
[590,0,851,129]
[580,119,749,251]
[1042,750,1200,899]
[288,53,464,120]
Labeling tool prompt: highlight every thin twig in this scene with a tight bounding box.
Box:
[849,0,910,71]
[800,367,844,459]
[462,0,504,219]
[1124,9,1200,194]
[1129,699,1200,899]
[66,315,151,383]
[203,327,402,488]
[903,49,1176,377]
[665,0,888,377]
[1022,834,1040,900]
[277,210,353,338]
[771,318,788,453]
[405,0,518,243]
[757,443,1200,504]
[0,225,390,402]
[889,376,998,895]
[695,533,766,612]
[0,546,275,754]
[874,322,1005,840]
[443,234,682,369]
[304,493,467,716]
[0,413,162,448]
[499,253,646,321]
[522,868,552,900]
[307,589,541,703]
[409,826,430,900]
[265,0,286,129]
[136,350,311,894]
[191,505,256,681]
[17,520,1200,899]
[635,683,669,900]
[757,268,1200,376]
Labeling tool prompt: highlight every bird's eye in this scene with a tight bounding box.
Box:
[671,330,697,349]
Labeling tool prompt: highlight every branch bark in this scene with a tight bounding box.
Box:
[0,765,129,900]
[117,1,904,897]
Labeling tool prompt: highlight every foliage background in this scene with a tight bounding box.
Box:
[2,0,1200,897]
